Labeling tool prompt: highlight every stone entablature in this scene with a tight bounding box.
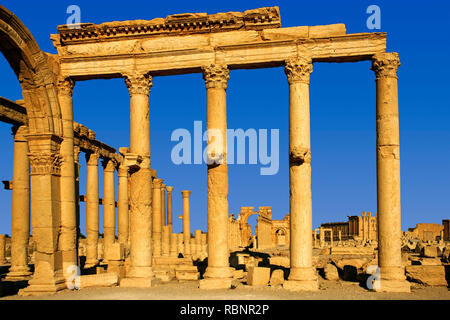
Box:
[0,98,27,126]
[56,7,281,45]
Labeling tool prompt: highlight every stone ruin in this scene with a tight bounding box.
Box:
[0,5,448,296]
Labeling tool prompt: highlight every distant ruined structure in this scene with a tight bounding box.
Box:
[321,212,378,242]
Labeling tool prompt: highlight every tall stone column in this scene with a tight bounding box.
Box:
[371,52,410,293]
[20,134,66,296]
[74,145,81,264]
[162,225,170,257]
[200,64,233,290]
[161,184,166,227]
[195,230,202,254]
[170,233,178,257]
[6,126,32,279]
[117,163,129,247]
[57,77,78,277]
[152,178,163,257]
[181,190,192,257]
[102,158,116,251]
[85,151,100,268]
[121,72,154,286]
[166,186,173,233]
[177,233,184,255]
[283,57,318,291]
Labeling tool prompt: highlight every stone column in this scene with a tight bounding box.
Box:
[74,145,81,264]
[162,225,170,257]
[6,126,32,279]
[170,233,178,257]
[200,64,233,289]
[85,151,100,268]
[284,57,318,291]
[117,163,129,247]
[121,72,154,286]
[57,78,78,278]
[20,134,66,295]
[195,230,202,254]
[166,186,173,233]
[330,230,334,247]
[161,184,166,227]
[0,234,7,264]
[181,191,192,257]
[371,52,410,293]
[102,158,116,252]
[177,233,184,255]
[152,179,163,257]
[201,233,207,255]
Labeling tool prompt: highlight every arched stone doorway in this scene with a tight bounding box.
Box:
[275,228,287,246]
[0,6,66,295]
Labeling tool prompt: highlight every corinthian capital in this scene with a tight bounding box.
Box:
[57,77,75,96]
[371,52,401,79]
[124,72,153,96]
[285,57,313,84]
[202,64,230,89]
[28,152,62,176]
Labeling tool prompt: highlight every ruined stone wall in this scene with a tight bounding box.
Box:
[408,223,444,242]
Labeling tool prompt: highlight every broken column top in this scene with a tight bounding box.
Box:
[56,7,281,44]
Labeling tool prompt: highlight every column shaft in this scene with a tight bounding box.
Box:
[166,186,173,233]
[57,78,78,276]
[103,159,116,251]
[372,52,410,292]
[152,179,163,257]
[284,57,318,291]
[123,72,154,283]
[181,191,192,256]
[85,152,99,267]
[7,126,31,278]
[117,165,129,247]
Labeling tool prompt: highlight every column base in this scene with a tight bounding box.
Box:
[283,280,319,292]
[18,276,66,296]
[203,266,234,279]
[373,279,411,293]
[199,278,232,290]
[5,266,32,281]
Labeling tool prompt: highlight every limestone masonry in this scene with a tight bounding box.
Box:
[0,5,448,298]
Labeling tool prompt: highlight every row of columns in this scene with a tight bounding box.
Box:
[7,51,407,293]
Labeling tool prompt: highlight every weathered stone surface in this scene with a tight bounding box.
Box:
[324,264,340,281]
[199,278,232,290]
[80,273,119,288]
[261,26,308,40]
[247,267,270,286]
[418,258,442,266]
[269,256,290,268]
[308,24,346,38]
[405,265,448,286]
[233,269,244,279]
[269,269,285,286]
[421,246,438,258]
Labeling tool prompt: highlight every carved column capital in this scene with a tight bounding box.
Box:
[28,152,62,176]
[371,52,401,79]
[102,158,116,172]
[124,72,153,96]
[166,186,173,193]
[153,178,163,189]
[202,64,230,89]
[73,145,81,163]
[57,77,75,96]
[181,190,192,198]
[85,152,100,166]
[285,57,313,84]
[12,125,28,142]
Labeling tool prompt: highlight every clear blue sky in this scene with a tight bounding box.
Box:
[0,0,449,236]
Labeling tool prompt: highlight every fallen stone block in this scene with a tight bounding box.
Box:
[324,263,340,281]
[80,273,118,288]
[233,269,244,279]
[269,256,290,268]
[247,267,270,286]
[421,246,438,258]
[269,269,285,287]
[406,265,448,286]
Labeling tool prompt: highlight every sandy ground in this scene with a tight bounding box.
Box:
[1,278,449,300]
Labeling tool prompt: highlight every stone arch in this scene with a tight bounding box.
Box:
[0,5,62,136]
[238,207,259,247]
[274,227,287,246]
